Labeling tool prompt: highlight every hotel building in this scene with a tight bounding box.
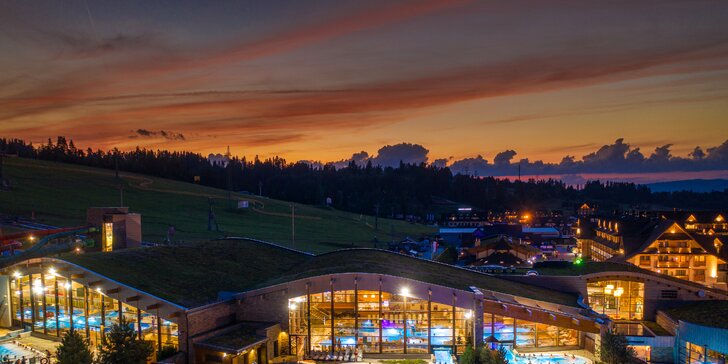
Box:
[1,239,727,363]
[576,213,728,290]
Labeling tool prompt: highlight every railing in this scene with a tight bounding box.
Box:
[655,262,689,268]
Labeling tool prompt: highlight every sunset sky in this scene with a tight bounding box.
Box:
[1,0,728,165]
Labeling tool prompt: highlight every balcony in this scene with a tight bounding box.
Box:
[655,262,689,268]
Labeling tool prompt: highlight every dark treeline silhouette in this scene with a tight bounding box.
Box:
[2,137,727,217]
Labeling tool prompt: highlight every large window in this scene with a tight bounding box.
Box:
[587,280,644,320]
[289,290,469,355]
[679,341,727,364]
[9,270,178,354]
[289,289,580,357]
[357,291,379,353]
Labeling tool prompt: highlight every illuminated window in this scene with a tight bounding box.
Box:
[103,222,113,252]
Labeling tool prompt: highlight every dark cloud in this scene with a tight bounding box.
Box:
[689,146,706,160]
[331,143,429,169]
[493,150,517,166]
[371,143,429,168]
[431,158,450,169]
[131,129,185,141]
[448,155,489,176]
[331,138,728,178]
[442,138,728,176]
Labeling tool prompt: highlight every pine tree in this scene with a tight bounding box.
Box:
[96,316,154,364]
[56,330,94,364]
[460,344,477,364]
[598,331,637,364]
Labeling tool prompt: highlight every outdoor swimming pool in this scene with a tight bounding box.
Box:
[505,349,591,364]
[0,343,39,361]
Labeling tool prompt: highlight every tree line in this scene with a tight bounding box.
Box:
[2,137,727,218]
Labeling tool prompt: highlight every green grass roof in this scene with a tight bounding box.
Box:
[663,301,728,329]
[61,239,580,308]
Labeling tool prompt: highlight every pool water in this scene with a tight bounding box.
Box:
[505,349,590,364]
[0,343,37,360]
[434,349,453,364]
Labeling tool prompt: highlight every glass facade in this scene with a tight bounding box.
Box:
[10,271,178,353]
[482,314,578,349]
[586,279,644,320]
[289,289,579,357]
[679,341,727,364]
[289,290,473,355]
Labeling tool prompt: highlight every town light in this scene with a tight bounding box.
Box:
[400,287,410,298]
[288,302,297,310]
[28,235,35,242]
[48,267,56,276]
[613,287,624,298]
[464,310,473,319]
[12,271,21,279]
[64,282,72,290]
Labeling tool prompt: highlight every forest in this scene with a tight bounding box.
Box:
[2,137,727,219]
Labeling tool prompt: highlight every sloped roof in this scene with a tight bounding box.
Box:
[659,210,727,224]
[475,252,527,267]
[623,220,727,262]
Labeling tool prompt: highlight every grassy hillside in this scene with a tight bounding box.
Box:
[0,157,434,253]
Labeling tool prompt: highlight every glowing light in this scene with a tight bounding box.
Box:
[48,268,56,276]
[12,271,22,279]
[96,287,103,294]
[464,311,473,319]
[64,282,72,290]
[32,278,44,294]
[28,235,35,242]
[400,287,410,297]
[288,302,297,310]
[75,247,81,253]
[574,257,583,265]
[604,284,614,295]
[614,287,624,297]
[293,297,304,303]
